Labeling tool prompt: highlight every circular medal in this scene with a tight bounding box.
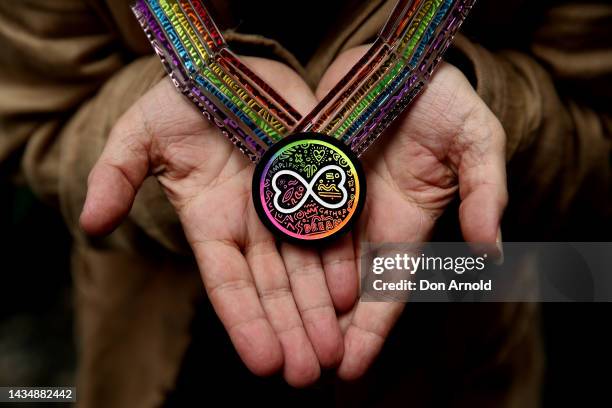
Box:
[252,133,365,243]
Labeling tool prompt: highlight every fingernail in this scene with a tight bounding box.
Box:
[494,227,504,265]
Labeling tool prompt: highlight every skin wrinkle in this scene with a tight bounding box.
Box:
[457,115,506,202]
[109,118,151,183]
[338,307,357,334]
[462,182,508,207]
[188,153,247,184]
[242,237,278,257]
[385,144,457,195]
[362,176,429,239]
[226,315,270,336]
[118,135,150,179]
[367,161,430,213]
[165,165,250,215]
[104,161,138,198]
[189,237,240,255]
[347,320,387,344]
[156,145,198,178]
[322,254,356,268]
[160,137,232,184]
[299,302,335,316]
[257,285,293,302]
[455,150,490,198]
[241,205,268,247]
[134,100,157,168]
[246,269,289,296]
[321,236,359,308]
[203,165,251,193]
[411,71,476,163]
[274,322,308,337]
[285,260,327,279]
[206,276,256,299]
[448,105,500,193]
[143,83,218,181]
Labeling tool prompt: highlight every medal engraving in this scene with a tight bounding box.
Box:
[253,134,365,243]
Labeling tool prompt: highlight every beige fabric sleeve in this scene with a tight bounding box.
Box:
[0,0,194,252]
[448,3,612,230]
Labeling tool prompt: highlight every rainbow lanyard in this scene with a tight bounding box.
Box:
[132,0,476,243]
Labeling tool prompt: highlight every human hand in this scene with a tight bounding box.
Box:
[80,57,348,387]
[315,45,508,380]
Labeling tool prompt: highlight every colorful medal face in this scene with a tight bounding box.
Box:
[253,133,365,243]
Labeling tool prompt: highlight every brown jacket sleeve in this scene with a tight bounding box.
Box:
[0,1,194,252]
[449,3,612,237]
[0,0,126,189]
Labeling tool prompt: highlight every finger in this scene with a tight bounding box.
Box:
[315,45,370,100]
[281,244,344,369]
[320,233,359,312]
[242,56,318,113]
[338,306,356,333]
[457,111,508,257]
[195,239,284,377]
[79,99,151,236]
[337,302,405,381]
[245,58,342,367]
[244,236,320,387]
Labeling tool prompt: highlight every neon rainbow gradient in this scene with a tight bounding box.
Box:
[259,139,361,240]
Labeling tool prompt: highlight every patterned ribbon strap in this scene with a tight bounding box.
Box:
[296,0,476,156]
[132,0,475,161]
[132,0,303,162]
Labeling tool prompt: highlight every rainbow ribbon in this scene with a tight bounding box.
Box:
[131,0,475,160]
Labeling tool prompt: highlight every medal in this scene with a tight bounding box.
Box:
[131,0,475,243]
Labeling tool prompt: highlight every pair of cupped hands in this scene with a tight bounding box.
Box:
[80,46,507,386]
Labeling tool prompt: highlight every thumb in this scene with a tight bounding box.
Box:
[80,97,152,236]
[457,108,508,261]
[315,45,370,100]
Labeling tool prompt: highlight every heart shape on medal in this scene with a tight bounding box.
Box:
[271,165,348,214]
[312,149,326,163]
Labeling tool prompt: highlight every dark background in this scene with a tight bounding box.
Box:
[1,181,610,406]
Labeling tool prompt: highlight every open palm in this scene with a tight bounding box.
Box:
[315,46,508,380]
[80,57,347,387]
